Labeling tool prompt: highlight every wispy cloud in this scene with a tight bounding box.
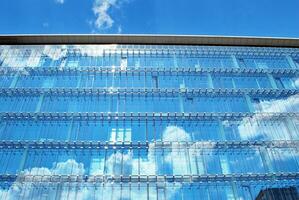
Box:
[92,0,129,31]
[55,0,65,4]
[42,22,49,28]
[117,25,122,33]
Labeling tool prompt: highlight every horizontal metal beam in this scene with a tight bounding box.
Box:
[1,34,299,47]
[1,67,298,76]
[0,140,298,150]
[1,112,297,121]
[0,173,298,183]
[0,88,298,97]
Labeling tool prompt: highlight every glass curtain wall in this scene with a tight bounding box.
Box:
[0,44,298,199]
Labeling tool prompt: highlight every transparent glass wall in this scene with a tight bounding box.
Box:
[0,44,298,199]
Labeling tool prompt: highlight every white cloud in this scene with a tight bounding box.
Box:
[55,0,64,4]
[54,159,85,175]
[21,159,85,176]
[253,94,299,113]
[106,151,133,175]
[0,126,192,199]
[237,94,299,140]
[162,126,191,142]
[0,159,86,199]
[43,45,67,61]
[162,126,204,175]
[74,44,117,56]
[294,78,299,88]
[0,46,42,71]
[92,0,129,30]
[93,0,117,29]
[0,45,68,72]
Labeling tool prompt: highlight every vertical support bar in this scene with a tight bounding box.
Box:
[201,149,207,174]
[146,183,149,200]
[193,148,200,175]
[284,117,297,140]
[55,183,63,200]
[259,147,274,173]
[173,53,178,68]
[231,55,240,68]
[196,149,205,175]
[231,77,237,89]
[286,56,297,69]
[103,149,108,174]
[145,119,149,142]
[179,95,184,113]
[218,120,226,140]
[207,73,214,88]
[186,147,192,175]
[267,74,278,89]
[67,119,74,141]
[242,185,254,200]
[35,94,45,113]
[76,74,82,88]
[244,95,254,113]
[18,147,28,172]
[179,82,185,113]
[9,72,19,88]
[0,121,6,138]
[230,181,240,200]
[219,154,230,174]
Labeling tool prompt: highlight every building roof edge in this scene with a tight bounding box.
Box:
[0,34,299,47]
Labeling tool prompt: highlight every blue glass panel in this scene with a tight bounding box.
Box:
[0,44,298,199]
[238,56,290,69]
[0,149,23,174]
[0,76,14,87]
[213,76,234,88]
[269,148,299,173]
[0,96,39,112]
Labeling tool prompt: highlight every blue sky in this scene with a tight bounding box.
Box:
[0,0,299,37]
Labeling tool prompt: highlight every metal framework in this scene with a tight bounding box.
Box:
[0,35,299,198]
[0,173,298,184]
[1,67,298,76]
[0,140,298,150]
[1,112,297,121]
[0,88,297,97]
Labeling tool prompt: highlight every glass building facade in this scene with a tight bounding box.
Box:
[0,35,298,199]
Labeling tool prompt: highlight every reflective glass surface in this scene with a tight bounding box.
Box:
[0,44,298,199]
